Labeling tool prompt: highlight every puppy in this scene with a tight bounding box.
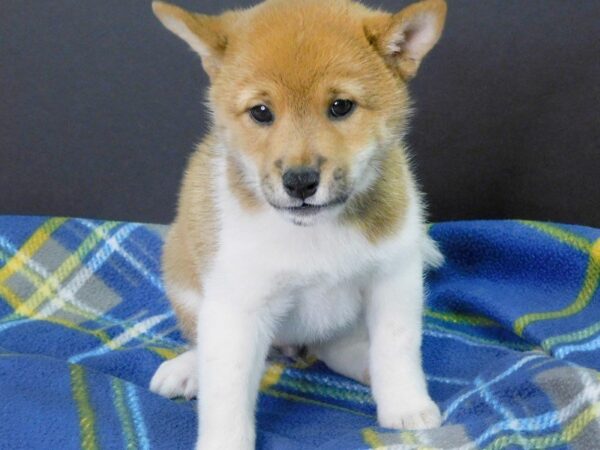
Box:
[150,0,447,448]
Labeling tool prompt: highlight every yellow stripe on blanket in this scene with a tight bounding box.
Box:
[362,428,385,449]
[13,221,118,317]
[515,238,600,337]
[70,364,99,450]
[0,217,66,284]
[518,221,592,254]
[260,362,285,390]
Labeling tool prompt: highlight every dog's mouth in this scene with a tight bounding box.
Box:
[271,197,348,216]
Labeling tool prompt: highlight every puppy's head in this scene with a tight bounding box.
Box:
[153,0,446,226]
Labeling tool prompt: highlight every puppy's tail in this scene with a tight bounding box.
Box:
[422,229,444,270]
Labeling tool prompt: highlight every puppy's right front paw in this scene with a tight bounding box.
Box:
[196,429,255,450]
[150,349,198,399]
[377,398,441,430]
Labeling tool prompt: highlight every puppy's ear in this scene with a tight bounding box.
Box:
[365,0,447,80]
[152,1,231,77]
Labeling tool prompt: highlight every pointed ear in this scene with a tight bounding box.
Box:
[152,1,229,77]
[365,0,447,80]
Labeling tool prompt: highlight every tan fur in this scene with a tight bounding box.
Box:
[161,137,219,340]
[364,0,447,80]
[208,0,410,192]
[154,0,446,339]
[226,153,263,211]
[342,147,411,243]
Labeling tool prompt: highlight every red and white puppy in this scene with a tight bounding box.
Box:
[150,0,447,448]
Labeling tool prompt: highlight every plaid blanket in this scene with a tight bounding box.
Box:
[1,216,599,450]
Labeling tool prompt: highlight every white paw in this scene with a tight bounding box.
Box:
[150,349,198,399]
[196,437,254,450]
[196,429,255,450]
[377,398,441,430]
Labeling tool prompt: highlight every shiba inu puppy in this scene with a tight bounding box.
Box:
[149,0,447,448]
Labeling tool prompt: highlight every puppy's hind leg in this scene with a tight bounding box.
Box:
[310,322,370,385]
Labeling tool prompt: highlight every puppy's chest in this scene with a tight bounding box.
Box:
[243,219,377,344]
[222,208,382,273]
[220,208,393,343]
[274,273,366,345]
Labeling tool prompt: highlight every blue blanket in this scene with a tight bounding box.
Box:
[1,216,599,449]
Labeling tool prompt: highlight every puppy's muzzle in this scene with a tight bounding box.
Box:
[282,167,320,200]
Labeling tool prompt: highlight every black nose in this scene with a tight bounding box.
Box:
[282,167,320,200]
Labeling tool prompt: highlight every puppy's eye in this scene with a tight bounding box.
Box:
[249,104,274,124]
[329,99,354,119]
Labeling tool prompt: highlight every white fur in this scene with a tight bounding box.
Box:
[150,348,198,399]
[387,12,441,61]
[150,151,441,449]
[150,287,199,399]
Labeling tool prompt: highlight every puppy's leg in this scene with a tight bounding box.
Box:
[150,284,202,400]
[196,274,279,450]
[310,322,370,384]
[150,285,200,399]
[150,348,198,399]
[367,259,441,430]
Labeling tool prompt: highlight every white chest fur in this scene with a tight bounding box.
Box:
[211,168,426,346]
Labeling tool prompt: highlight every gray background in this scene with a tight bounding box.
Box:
[1,0,599,226]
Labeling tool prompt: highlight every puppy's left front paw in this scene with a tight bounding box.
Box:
[377,399,441,430]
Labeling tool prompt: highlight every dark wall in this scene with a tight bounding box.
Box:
[1,0,599,226]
